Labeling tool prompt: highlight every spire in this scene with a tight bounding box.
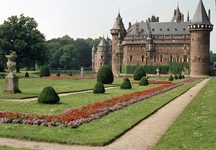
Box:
[111,9,126,30]
[171,3,182,23]
[187,10,190,22]
[191,0,211,24]
[98,37,107,47]
[92,45,96,51]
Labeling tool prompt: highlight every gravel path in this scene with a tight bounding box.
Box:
[0,79,209,150]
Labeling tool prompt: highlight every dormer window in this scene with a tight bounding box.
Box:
[174,28,177,31]
[167,28,170,31]
[152,28,155,31]
[159,28,162,31]
[183,28,186,31]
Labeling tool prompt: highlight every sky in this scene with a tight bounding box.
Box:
[0,0,215,52]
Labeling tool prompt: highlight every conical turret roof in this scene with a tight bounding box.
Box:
[112,12,126,30]
[191,0,210,24]
[98,37,107,47]
[92,45,96,51]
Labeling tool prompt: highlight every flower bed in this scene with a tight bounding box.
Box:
[0,83,183,128]
[182,78,199,83]
[41,76,96,80]
[132,81,172,84]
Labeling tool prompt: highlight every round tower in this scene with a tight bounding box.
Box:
[110,11,126,74]
[188,0,213,76]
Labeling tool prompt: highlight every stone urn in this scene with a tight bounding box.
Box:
[3,55,21,93]
[5,55,18,77]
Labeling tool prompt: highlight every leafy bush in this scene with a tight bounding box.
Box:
[68,72,72,76]
[38,86,60,104]
[120,78,132,89]
[133,66,146,80]
[178,74,182,79]
[25,72,29,77]
[182,75,185,79]
[93,82,105,93]
[56,71,60,76]
[174,74,178,79]
[139,77,149,86]
[97,65,114,84]
[39,65,50,77]
[169,75,173,81]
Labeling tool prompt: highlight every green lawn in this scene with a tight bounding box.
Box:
[0,79,198,146]
[152,78,216,150]
[0,145,37,150]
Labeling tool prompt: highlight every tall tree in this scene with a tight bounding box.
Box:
[74,39,91,67]
[0,14,48,72]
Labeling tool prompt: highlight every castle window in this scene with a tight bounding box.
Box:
[183,35,186,38]
[170,35,174,38]
[177,55,179,62]
[160,55,163,62]
[141,55,144,62]
[167,28,170,31]
[129,55,133,62]
[157,44,160,49]
[100,62,102,66]
[159,28,162,31]
[170,55,173,62]
[170,44,173,50]
[184,44,187,49]
[101,55,104,59]
[153,55,157,62]
[183,28,186,31]
[129,45,133,49]
[105,62,107,65]
[114,58,116,62]
[175,28,177,31]
[183,55,187,62]
[163,44,166,49]
[140,44,143,49]
[198,46,201,51]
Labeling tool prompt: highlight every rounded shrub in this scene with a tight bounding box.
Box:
[25,72,29,77]
[178,74,182,79]
[93,82,105,93]
[97,65,114,84]
[182,75,185,79]
[133,66,146,80]
[38,86,60,104]
[39,65,50,77]
[56,71,60,76]
[120,78,132,89]
[174,74,178,79]
[68,72,72,76]
[169,75,173,81]
[139,77,149,86]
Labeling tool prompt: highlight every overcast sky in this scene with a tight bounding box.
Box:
[0,0,215,52]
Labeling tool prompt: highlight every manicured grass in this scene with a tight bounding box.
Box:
[0,145,37,150]
[0,78,124,99]
[0,82,196,146]
[152,78,216,149]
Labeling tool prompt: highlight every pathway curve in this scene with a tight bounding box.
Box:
[0,79,209,150]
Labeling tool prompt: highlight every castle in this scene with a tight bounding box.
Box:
[92,0,213,76]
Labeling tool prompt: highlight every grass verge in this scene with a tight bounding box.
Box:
[152,78,216,150]
[0,145,37,150]
[0,82,196,146]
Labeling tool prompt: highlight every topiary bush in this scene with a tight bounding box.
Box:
[25,72,29,77]
[97,65,114,84]
[169,75,173,81]
[133,66,146,80]
[174,74,178,79]
[56,71,60,76]
[38,86,60,104]
[182,75,185,79]
[93,82,105,93]
[178,74,182,79]
[139,77,149,86]
[120,78,132,89]
[39,65,50,77]
[68,72,72,76]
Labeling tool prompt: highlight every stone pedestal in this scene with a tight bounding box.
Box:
[81,66,84,76]
[3,76,21,93]
[156,68,160,78]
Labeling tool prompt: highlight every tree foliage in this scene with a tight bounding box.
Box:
[0,14,48,72]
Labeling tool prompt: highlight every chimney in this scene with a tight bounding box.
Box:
[136,23,139,35]
[208,9,211,21]
[181,14,184,22]
[157,17,159,22]
[174,9,177,16]
[128,22,131,29]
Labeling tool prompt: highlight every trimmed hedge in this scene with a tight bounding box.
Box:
[68,72,72,76]
[120,78,132,89]
[174,74,178,79]
[38,86,60,104]
[93,82,105,93]
[139,77,149,86]
[97,65,114,84]
[25,72,29,77]
[133,66,146,80]
[56,71,60,76]
[169,75,173,81]
[39,65,50,77]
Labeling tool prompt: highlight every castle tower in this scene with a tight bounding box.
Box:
[188,0,213,76]
[92,45,96,71]
[110,11,126,74]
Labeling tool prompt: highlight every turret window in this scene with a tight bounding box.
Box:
[139,44,144,49]
[141,55,145,62]
[198,46,201,51]
[197,57,201,63]
[170,55,173,62]
[183,55,188,62]
[129,55,133,62]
